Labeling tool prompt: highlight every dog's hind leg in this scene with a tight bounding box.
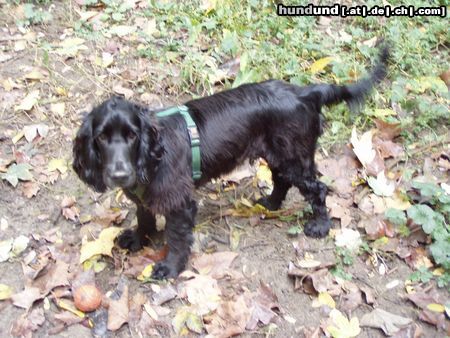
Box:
[152,199,197,279]
[257,168,291,211]
[287,163,332,238]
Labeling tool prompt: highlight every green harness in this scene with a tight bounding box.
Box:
[156,105,202,180]
[130,105,201,201]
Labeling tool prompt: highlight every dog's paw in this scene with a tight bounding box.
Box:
[117,229,144,252]
[151,260,179,280]
[304,217,332,238]
[256,196,282,211]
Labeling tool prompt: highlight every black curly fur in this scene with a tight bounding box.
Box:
[73,45,389,279]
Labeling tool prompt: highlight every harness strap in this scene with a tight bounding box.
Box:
[156,105,202,180]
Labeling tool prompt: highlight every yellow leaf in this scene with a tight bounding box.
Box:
[0,283,13,300]
[369,108,397,118]
[79,227,122,263]
[15,90,40,111]
[427,303,445,313]
[312,292,336,308]
[24,68,48,81]
[385,193,411,211]
[432,267,444,276]
[310,57,334,74]
[48,158,68,174]
[12,130,25,144]
[256,162,273,187]
[56,299,86,318]
[59,37,86,48]
[55,87,68,96]
[137,264,154,281]
[327,309,360,338]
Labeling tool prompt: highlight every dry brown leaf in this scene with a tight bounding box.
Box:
[360,308,412,336]
[21,181,40,198]
[373,137,404,159]
[191,251,238,279]
[374,119,402,140]
[12,287,42,309]
[107,278,129,331]
[10,307,45,338]
[151,284,177,306]
[246,282,280,330]
[205,295,251,338]
[178,271,221,315]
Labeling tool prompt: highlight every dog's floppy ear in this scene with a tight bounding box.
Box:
[136,108,164,183]
[72,113,107,192]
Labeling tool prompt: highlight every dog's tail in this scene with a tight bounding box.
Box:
[313,44,390,110]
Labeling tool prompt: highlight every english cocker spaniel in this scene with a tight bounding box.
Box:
[73,45,389,279]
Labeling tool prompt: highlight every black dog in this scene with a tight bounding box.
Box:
[73,46,389,279]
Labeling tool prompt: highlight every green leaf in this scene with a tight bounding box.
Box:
[1,163,33,187]
[287,225,302,236]
[407,205,439,234]
[430,240,450,269]
[232,69,259,88]
[385,208,406,226]
[412,181,442,198]
[221,29,239,56]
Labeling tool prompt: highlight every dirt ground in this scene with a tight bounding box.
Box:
[0,1,449,338]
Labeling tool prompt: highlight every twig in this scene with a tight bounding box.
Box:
[387,136,450,170]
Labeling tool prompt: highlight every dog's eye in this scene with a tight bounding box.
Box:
[127,131,137,141]
[98,134,108,142]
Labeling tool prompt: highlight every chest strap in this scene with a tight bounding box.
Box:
[156,105,201,180]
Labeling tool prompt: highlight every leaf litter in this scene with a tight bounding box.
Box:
[0,2,448,337]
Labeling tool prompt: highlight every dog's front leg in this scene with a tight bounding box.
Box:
[117,205,156,252]
[152,200,197,279]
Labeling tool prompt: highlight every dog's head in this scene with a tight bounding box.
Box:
[73,96,164,192]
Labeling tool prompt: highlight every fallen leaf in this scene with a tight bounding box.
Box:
[360,308,412,336]
[178,271,221,315]
[15,90,40,111]
[312,292,336,308]
[23,124,49,142]
[0,239,13,262]
[55,37,88,57]
[12,286,42,309]
[48,158,68,174]
[351,128,384,176]
[373,137,404,159]
[0,283,13,300]
[11,235,29,257]
[374,119,402,140]
[310,57,334,74]
[10,307,45,337]
[113,84,134,99]
[24,67,49,81]
[335,229,362,252]
[192,251,238,279]
[368,171,395,197]
[1,163,33,187]
[110,25,137,37]
[326,309,361,338]
[108,278,129,331]
[246,282,280,330]
[206,296,251,337]
[79,226,122,263]
[50,102,65,116]
[21,181,40,198]
[151,284,177,306]
[172,306,203,335]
